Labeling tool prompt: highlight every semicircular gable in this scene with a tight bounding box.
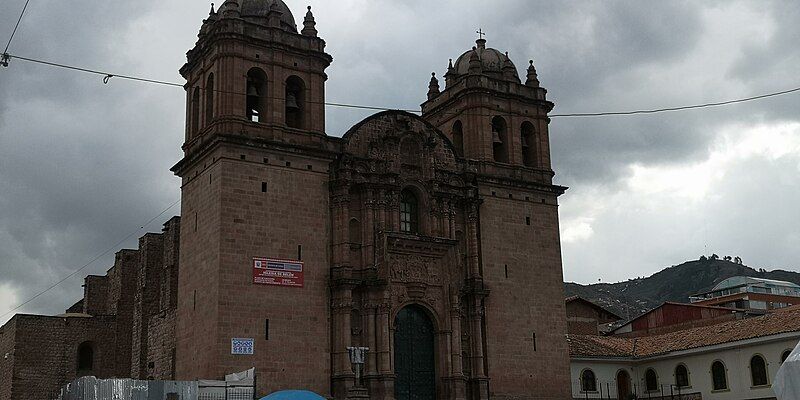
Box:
[341,110,460,171]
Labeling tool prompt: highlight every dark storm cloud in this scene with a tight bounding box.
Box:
[1,0,798,321]
[0,0,184,320]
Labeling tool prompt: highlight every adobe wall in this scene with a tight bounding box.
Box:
[566,301,602,335]
[6,315,118,400]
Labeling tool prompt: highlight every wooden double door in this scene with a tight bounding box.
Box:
[394,305,435,400]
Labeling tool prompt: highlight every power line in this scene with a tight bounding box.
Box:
[549,86,800,117]
[2,0,31,60]
[5,53,800,119]
[5,54,411,113]
[0,198,181,320]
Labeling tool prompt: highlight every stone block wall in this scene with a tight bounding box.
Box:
[0,318,16,400]
[0,218,181,398]
[479,187,572,400]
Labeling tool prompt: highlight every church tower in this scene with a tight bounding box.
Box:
[171,0,334,395]
[421,38,572,399]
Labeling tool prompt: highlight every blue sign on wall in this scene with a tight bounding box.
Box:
[231,338,255,355]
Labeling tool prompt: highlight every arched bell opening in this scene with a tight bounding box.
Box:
[491,116,509,163]
[204,73,215,126]
[285,76,306,129]
[521,121,537,167]
[246,68,268,123]
[452,120,464,158]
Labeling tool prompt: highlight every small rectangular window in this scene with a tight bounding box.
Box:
[240,154,246,160]
[263,158,269,164]
[265,319,270,340]
[307,165,313,171]
[286,161,292,167]
[526,217,531,226]
[504,265,509,279]
[297,244,302,260]
[261,182,268,193]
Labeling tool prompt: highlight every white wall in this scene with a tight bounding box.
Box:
[570,336,800,400]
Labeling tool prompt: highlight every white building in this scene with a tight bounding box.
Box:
[568,307,800,400]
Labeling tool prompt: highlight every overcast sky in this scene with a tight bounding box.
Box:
[1,0,799,324]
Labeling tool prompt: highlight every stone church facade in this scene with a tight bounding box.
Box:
[0,1,571,399]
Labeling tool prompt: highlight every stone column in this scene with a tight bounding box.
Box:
[389,190,400,232]
[377,189,387,232]
[373,301,394,400]
[365,303,378,377]
[364,189,375,266]
[332,286,355,398]
[466,203,481,278]
[377,303,392,374]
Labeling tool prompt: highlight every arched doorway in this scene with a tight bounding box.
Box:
[616,370,631,400]
[394,305,435,400]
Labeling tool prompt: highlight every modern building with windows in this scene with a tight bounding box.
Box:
[690,276,800,312]
[568,307,800,400]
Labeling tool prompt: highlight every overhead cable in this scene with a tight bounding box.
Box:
[2,0,32,66]
[0,198,181,320]
[3,53,800,119]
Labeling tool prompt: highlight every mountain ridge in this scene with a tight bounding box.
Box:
[563,258,800,320]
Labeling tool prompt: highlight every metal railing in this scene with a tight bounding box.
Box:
[572,381,700,400]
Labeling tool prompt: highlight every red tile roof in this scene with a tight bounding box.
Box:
[569,308,800,358]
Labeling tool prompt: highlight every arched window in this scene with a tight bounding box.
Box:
[782,350,792,363]
[750,355,768,386]
[580,369,597,392]
[246,68,268,123]
[205,74,215,126]
[285,76,305,129]
[675,364,690,388]
[645,368,658,392]
[452,120,464,157]
[349,218,362,245]
[711,361,728,391]
[399,190,419,233]
[77,342,94,371]
[190,87,201,137]
[521,121,536,167]
[491,116,509,163]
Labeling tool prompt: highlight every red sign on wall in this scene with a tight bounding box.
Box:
[253,258,304,287]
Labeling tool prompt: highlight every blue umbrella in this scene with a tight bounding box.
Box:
[261,390,328,400]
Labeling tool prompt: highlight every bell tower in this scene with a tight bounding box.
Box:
[422,38,554,184]
[422,38,572,399]
[180,0,331,149]
[172,1,335,396]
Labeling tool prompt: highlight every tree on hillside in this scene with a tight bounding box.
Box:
[711,254,719,260]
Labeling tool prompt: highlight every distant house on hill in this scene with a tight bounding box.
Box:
[565,296,623,335]
[611,302,745,337]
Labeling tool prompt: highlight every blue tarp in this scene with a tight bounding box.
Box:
[260,390,327,400]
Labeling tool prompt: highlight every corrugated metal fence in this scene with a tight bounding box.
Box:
[53,376,255,400]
